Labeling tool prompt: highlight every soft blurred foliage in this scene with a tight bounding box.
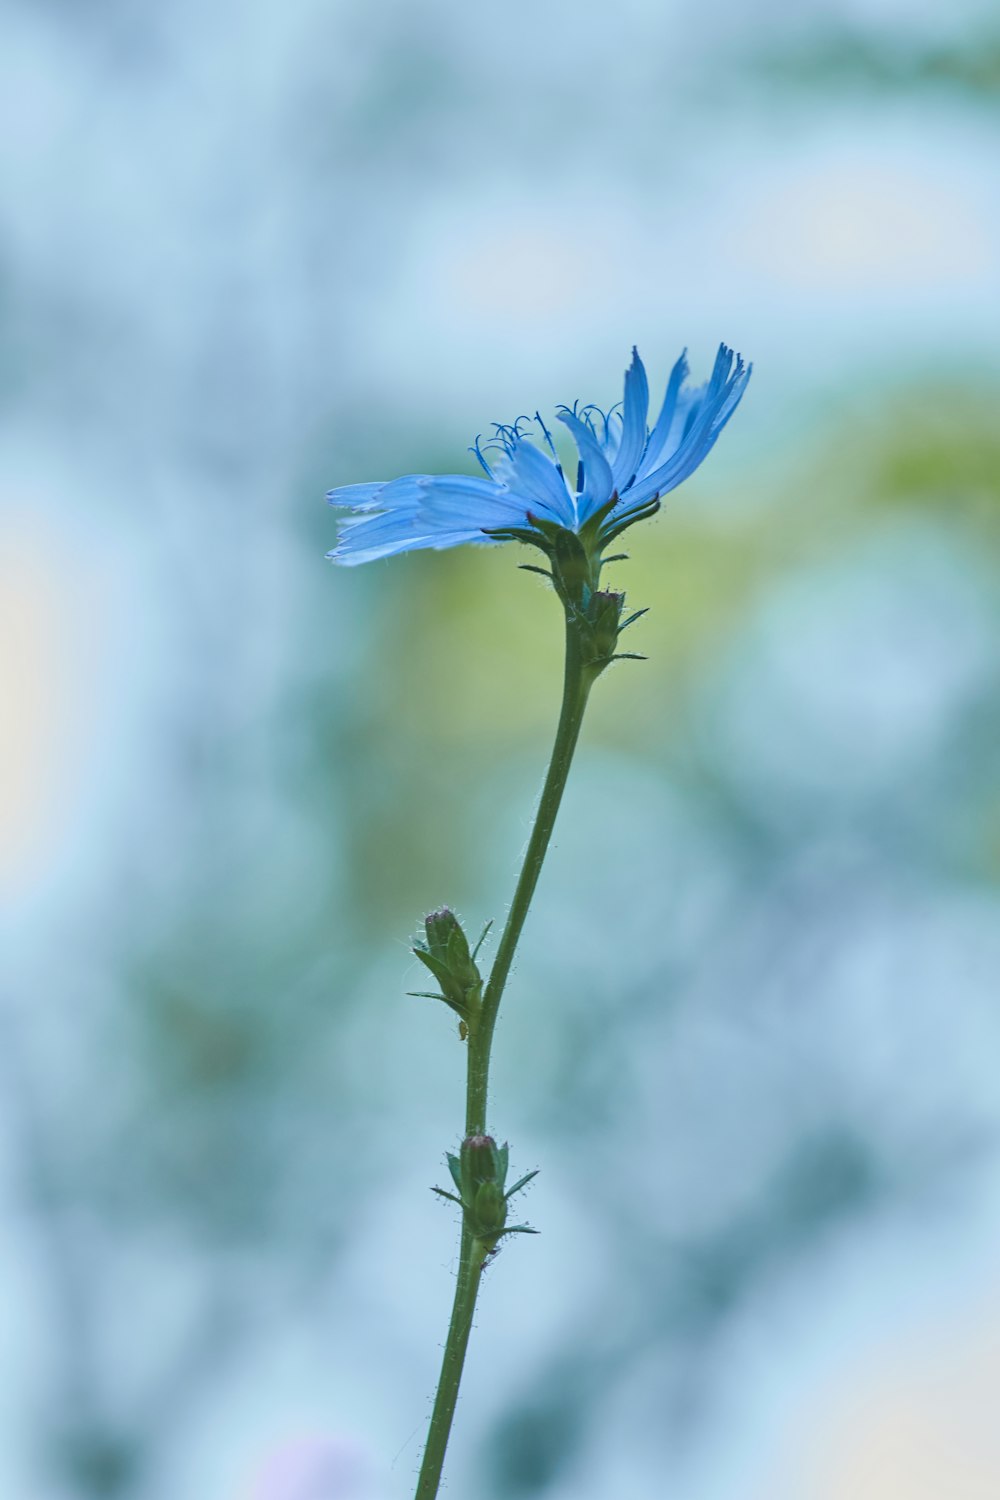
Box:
[2,2,999,1498]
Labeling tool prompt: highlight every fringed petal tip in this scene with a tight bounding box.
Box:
[325,481,389,511]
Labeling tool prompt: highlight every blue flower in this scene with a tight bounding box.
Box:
[327,344,750,567]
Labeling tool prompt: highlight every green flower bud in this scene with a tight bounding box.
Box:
[412,909,485,1021]
[587,590,625,658]
[459,1133,504,1196]
[578,589,651,672]
[426,909,481,987]
[432,1135,539,1252]
[424,907,467,961]
[457,1136,509,1244]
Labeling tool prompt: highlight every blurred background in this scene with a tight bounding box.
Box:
[2,0,1000,1496]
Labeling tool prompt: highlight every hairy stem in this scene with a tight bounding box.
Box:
[468,617,592,1132]
[413,1225,485,1500]
[414,615,594,1500]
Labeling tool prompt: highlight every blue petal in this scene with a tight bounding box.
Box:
[610,347,649,494]
[329,470,533,565]
[714,353,752,427]
[618,433,709,512]
[415,474,534,531]
[491,439,576,527]
[641,350,689,475]
[329,537,425,566]
[420,526,506,551]
[555,408,615,523]
[326,481,389,511]
[327,477,421,563]
[329,531,498,566]
[616,348,750,512]
[329,513,428,565]
[336,508,419,543]
[329,474,484,565]
[330,506,506,565]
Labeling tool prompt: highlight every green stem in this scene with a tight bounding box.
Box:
[468,615,592,1132]
[414,614,594,1500]
[413,1224,485,1500]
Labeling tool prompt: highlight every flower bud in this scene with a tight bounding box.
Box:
[426,909,479,986]
[424,906,464,957]
[433,1135,538,1251]
[413,909,484,1019]
[459,1134,503,1193]
[575,588,626,670]
[588,590,624,653]
[457,1136,510,1243]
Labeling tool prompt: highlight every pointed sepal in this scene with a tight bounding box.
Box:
[446,1152,463,1195]
[504,1168,539,1200]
